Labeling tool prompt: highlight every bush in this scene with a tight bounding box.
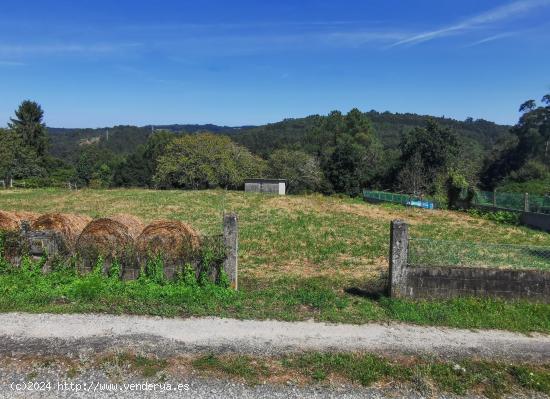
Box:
[467,209,520,225]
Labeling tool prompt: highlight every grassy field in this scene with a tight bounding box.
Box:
[0,188,549,332]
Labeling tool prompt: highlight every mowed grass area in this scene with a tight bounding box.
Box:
[0,188,549,332]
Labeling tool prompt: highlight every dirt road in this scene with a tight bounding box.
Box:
[0,313,548,361]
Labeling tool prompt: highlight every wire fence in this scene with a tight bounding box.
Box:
[473,190,550,214]
[407,238,550,270]
[363,190,437,209]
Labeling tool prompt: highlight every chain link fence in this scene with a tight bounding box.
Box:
[473,190,550,214]
[363,190,437,209]
[407,238,550,270]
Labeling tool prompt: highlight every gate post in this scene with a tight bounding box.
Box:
[389,220,409,298]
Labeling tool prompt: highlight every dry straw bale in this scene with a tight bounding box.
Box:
[0,210,41,231]
[136,220,201,260]
[76,214,143,258]
[0,211,20,232]
[107,214,145,239]
[31,213,93,249]
[13,211,40,224]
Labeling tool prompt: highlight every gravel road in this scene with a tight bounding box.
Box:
[0,313,548,362]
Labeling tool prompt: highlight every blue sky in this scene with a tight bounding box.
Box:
[0,0,549,127]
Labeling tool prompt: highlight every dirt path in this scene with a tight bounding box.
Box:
[0,313,548,362]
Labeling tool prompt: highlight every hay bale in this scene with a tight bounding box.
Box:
[0,210,41,232]
[136,220,201,260]
[13,211,40,224]
[0,211,20,232]
[31,213,92,249]
[108,214,144,239]
[76,217,138,260]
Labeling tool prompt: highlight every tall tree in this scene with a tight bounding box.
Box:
[0,129,46,181]
[113,130,175,187]
[481,94,550,188]
[8,100,48,156]
[312,108,382,196]
[395,120,461,195]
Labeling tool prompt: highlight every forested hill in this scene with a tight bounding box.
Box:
[47,124,247,161]
[231,111,510,157]
[47,111,510,161]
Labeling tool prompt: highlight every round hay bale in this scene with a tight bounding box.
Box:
[0,211,19,232]
[76,218,136,260]
[107,214,144,239]
[31,213,93,249]
[136,220,201,260]
[13,211,40,224]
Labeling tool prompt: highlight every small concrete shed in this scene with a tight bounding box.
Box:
[244,179,286,195]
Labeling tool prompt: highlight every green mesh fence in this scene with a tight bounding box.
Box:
[363,190,437,209]
[473,191,550,214]
[408,238,550,270]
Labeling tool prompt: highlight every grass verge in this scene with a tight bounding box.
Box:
[8,351,548,398]
[194,353,550,398]
[0,257,548,333]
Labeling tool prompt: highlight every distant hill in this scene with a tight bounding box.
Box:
[47,111,510,162]
[230,111,511,157]
[47,124,251,161]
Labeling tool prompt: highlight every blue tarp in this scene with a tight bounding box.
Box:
[406,199,435,209]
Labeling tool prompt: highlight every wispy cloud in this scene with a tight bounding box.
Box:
[0,42,141,57]
[465,32,518,47]
[391,0,550,46]
[0,60,25,66]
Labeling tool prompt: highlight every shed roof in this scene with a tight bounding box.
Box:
[244,178,286,184]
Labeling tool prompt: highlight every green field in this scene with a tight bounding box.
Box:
[0,188,549,332]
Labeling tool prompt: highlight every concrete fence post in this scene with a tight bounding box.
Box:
[524,193,530,212]
[223,213,238,290]
[389,220,409,298]
[493,189,497,207]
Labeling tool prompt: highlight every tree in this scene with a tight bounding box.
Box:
[396,152,429,195]
[482,94,550,188]
[113,130,175,187]
[154,133,266,189]
[311,108,382,196]
[90,164,113,188]
[394,120,461,196]
[8,100,48,156]
[514,94,550,163]
[268,149,323,193]
[0,129,46,180]
[76,144,119,186]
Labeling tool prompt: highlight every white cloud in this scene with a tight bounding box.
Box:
[391,0,550,46]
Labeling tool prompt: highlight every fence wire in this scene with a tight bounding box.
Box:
[473,191,550,214]
[363,190,437,209]
[407,238,550,270]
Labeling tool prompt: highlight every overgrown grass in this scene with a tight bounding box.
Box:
[0,259,548,332]
[192,353,550,398]
[0,188,549,332]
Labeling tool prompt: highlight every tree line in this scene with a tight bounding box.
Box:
[1,95,548,205]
